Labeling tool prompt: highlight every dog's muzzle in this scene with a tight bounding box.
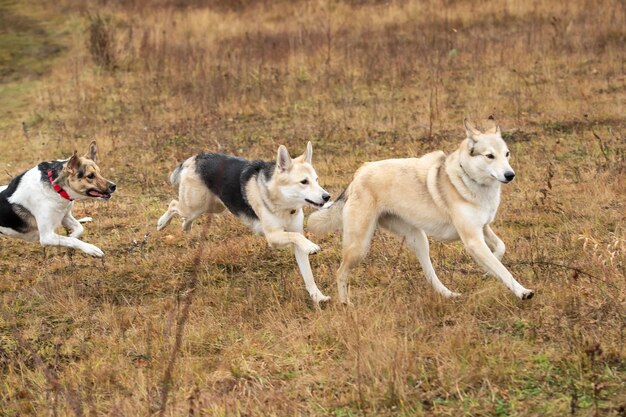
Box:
[306,193,330,208]
[87,182,116,199]
[503,171,516,183]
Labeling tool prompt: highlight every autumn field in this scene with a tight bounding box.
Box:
[0,0,625,415]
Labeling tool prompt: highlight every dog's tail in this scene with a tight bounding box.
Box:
[169,163,184,187]
[307,189,348,235]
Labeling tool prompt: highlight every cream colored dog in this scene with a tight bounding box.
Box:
[308,118,534,304]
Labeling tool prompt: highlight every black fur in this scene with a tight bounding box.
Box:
[0,172,31,233]
[1,160,67,235]
[37,160,65,183]
[195,153,276,220]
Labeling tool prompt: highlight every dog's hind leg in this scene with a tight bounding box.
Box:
[157,200,180,231]
[379,216,459,298]
[159,166,221,232]
[178,189,223,232]
[336,198,378,305]
[409,230,460,298]
[182,197,225,231]
[182,212,202,232]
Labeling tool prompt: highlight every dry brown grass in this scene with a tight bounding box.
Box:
[1,0,625,415]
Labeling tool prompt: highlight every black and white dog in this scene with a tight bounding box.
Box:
[157,142,332,304]
[0,141,116,257]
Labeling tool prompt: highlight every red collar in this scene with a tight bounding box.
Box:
[47,170,73,201]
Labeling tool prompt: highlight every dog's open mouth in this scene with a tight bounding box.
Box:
[87,189,112,199]
[492,175,511,184]
[305,199,324,208]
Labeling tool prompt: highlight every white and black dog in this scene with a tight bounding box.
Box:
[157,142,332,304]
[0,141,116,257]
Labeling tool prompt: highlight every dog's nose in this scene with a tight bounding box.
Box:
[108,182,117,193]
[504,172,515,182]
[322,193,331,202]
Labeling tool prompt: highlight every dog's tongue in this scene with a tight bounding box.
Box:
[88,190,110,199]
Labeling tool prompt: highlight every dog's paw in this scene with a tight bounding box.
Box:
[301,241,321,255]
[298,240,320,255]
[82,243,104,258]
[310,291,331,304]
[340,299,354,307]
[447,291,462,298]
[77,217,93,223]
[156,220,167,231]
[520,289,535,300]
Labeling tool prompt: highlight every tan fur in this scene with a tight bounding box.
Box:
[157,142,332,304]
[57,142,115,199]
[308,119,534,304]
[306,198,345,234]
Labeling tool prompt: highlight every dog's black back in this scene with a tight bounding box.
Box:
[0,172,30,233]
[1,161,68,234]
[195,153,275,220]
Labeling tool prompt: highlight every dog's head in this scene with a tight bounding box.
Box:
[460,117,515,185]
[271,141,330,209]
[60,141,117,200]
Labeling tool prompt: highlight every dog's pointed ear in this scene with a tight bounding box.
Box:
[65,151,81,174]
[276,145,293,171]
[464,118,481,142]
[303,141,313,164]
[86,140,98,162]
[485,115,501,135]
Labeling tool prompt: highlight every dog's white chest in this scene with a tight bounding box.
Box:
[471,191,501,226]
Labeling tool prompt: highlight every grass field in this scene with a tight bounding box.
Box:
[0,0,625,415]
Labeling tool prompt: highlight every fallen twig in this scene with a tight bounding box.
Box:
[507,260,617,289]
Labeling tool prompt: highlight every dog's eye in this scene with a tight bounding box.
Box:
[300,179,309,185]
[506,151,510,157]
[485,154,495,159]
[87,173,96,179]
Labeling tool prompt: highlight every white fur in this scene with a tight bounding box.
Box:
[0,166,104,257]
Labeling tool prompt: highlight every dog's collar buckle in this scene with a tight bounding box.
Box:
[47,170,73,201]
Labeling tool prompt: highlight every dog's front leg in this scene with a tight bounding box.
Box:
[457,225,534,300]
[37,216,104,258]
[264,227,328,304]
[264,230,320,254]
[293,247,330,304]
[39,232,104,258]
[408,229,461,298]
[62,211,84,238]
[483,225,505,260]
